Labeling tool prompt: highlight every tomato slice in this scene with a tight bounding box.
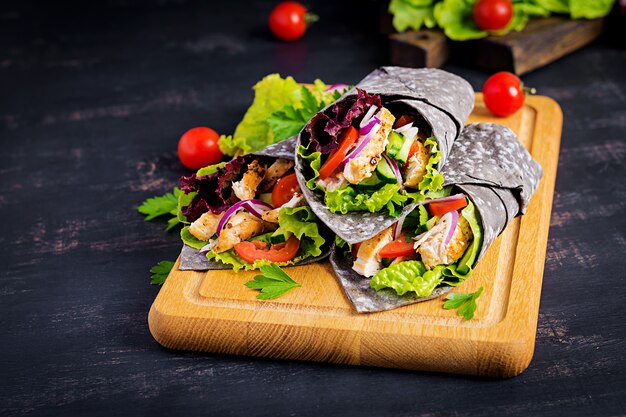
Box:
[234,235,301,264]
[318,126,359,180]
[271,173,301,207]
[394,115,415,129]
[407,141,421,161]
[379,237,415,258]
[429,198,468,216]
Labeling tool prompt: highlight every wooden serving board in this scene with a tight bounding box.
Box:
[149,94,562,378]
[388,17,605,75]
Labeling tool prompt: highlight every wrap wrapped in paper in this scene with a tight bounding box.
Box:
[330,123,543,312]
[296,67,475,245]
[179,137,330,270]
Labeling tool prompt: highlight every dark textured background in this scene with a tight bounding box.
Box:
[1,1,625,416]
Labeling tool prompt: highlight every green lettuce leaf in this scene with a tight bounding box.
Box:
[419,137,445,193]
[218,74,303,156]
[324,183,415,217]
[389,0,438,32]
[180,226,207,250]
[218,75,338,156]
[434,0,487,41]
[371,261,446,296]
[569,0,614,18]
[205,206,326,271]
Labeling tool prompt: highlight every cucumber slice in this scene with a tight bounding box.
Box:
[270,228,292,244]
[394,135,415,165]
[376,157,398,184]
[386,131,404,158]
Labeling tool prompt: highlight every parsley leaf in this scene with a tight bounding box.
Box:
[267,86,343,142]
[443,286,483,320]
[150,260,175,285]
[245,263,301,299]
[138,187,181,231]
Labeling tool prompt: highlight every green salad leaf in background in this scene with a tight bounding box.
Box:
[389,0,615,41]
[218,74,343,156]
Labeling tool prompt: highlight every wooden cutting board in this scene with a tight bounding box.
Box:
[148,94,562,378]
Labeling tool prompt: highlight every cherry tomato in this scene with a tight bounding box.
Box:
[379,237,415,258]
[318,126,359,180]
[177,127,223,170]
[271,173,301,207]
[268,2,317,42]
[473,0,513,31]
[483,71,530,117]
[429,198,468,217]
[234,235,301,263]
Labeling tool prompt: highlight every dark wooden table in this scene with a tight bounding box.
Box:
[2,1,625,416]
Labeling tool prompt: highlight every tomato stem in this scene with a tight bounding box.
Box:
[522,85,536,95]
[304,12,319,25]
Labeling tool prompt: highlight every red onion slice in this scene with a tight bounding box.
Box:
[215,199,272,236]
[430,193,466,205]
[342,121,381,163]
[326,83,349,92]
[444,210,459,246]
[360,116,380,136]
[392,211,410,240]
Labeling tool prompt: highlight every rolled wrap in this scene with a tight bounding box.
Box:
[296,67,474,244]
[330,123,543,313]
[179,137,330,270]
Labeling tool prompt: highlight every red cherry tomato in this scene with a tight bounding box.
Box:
[271,173,301,207]
[177,127,223,169]
[473,0,513,31]
[379,237,415,258]
[268,2,315,42]
[318,126,359,180]
[234,235,301,263]
[483,72,529,117]
[429,198,468,217]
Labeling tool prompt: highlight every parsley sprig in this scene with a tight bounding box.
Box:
[267,86,343,142]
[137,187,181,231]
[245,263,301,299]
[150,260,175,285]
[443,286,484,320]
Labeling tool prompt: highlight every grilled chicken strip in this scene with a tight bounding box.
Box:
[261,193,304,224]
[259,159,294,192]
[414,213,473,269]
[352,226,394,277]
[403,139,430,188]
[213,211,265,253]
[343,107,396,184]
[188,211,225,241]
[232,159,266,201]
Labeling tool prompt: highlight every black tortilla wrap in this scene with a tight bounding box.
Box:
[330,123,542,313]
[296,68,471,244]
[179,136,330,270]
